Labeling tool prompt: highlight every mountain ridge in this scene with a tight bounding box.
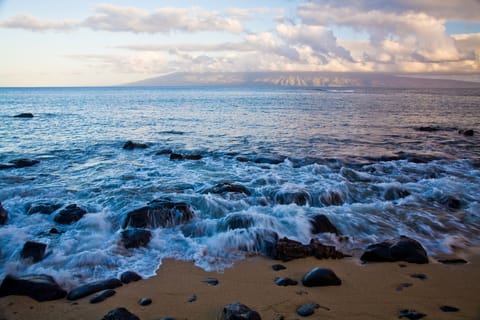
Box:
[125,71,480,88]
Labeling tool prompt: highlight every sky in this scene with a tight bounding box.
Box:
[1,0,480,86]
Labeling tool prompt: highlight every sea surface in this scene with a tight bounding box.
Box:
[1,86,479,288]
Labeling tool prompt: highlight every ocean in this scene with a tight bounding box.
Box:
[1,86,479,288]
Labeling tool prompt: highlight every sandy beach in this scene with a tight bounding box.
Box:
[1,247,479,320]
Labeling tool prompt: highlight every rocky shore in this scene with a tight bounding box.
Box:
[1,244,479,319]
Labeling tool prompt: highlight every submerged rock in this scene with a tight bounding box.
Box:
[218,213,255,231]
[222,302,261,320]
[360,236,429,264]
[101,308,140,320]
[274,189,311,206]
[67,278,122,300]
[20,241,47,262]
[0,274,67,301]
[170,153,203,160]
[458,129,474,136]
[14,113,34,118]
[0,202,8,225]
[123,140,148,150]
[121,228,152,248]
[205,182,251,196]
[310,214,339,235]
[120,271,142,284]
[1,158,40,170]
[123,198,194,229]
[383,187,410,201]
[27,202,62,215]
[319,190,345,206]
[53,204,87,224]
[302,267,341,287]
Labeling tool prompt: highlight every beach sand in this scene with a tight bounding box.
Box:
[1,248,479,320]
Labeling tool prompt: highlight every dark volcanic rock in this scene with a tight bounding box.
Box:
[273,237,345,261]
[384,187,411,201]
[273,238,311,261]
[123,198,194,229]
[123,140,148,150]
[14,113,34,118]
[156,149,173,155]
[218,213,255,231]
[101,307,140,320]
[458,129,474,136]
[319,190,345,206]
[416,126,440,132]
[272,264,286,271]
[120,271,142,284]
[274,277,298,286]
[10,158,39,168]
[302,267,341,287]
[310,214,339,235]
[138,297,152,306]
[0,274,67,301]
[0,202,7,225]
[170,153,203,160]
[67,278,122,300]
[21,241,47,262]
[252,229,279,257]
[187,294,197,302]
[410,273,427,280]
[296,303,320,317]
[274,190,310,206]
[440,305,459,312]
[252,155,285,165]
[437,258,467,264]
[89,289,116,304]
[53,204,87,224]
[360,236,428,264]
[309,239,346,259]
[222,302,261,320]
[399,309,426,319]
[205,182,251,196]
[202,277,219,286]
[121,229,152,248]
[27,202,62,215]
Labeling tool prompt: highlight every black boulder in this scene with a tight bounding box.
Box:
[222,302,261,320]
[54,204,87,224]
[21,241,47,262]
[0,274,67,301]
[302,267,341,287]
[67,278,122,300]
[360,236,429,264]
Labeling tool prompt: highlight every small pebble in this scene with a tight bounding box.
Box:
[440,305,459,312]
[274,277,298,286]
[296,303,319,317]
[138,297,152,306]
[272,264,287,271]
[396,283,412,291]
[201,277,219,286]
[187,294,197,302]
[399,309,427,319]
[410,274,427,280]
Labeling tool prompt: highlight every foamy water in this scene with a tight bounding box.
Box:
[1,86,479,288]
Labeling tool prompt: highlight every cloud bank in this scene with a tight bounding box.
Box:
[1,1,479,78]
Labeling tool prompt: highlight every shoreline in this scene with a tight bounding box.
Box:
[1,248,480,319]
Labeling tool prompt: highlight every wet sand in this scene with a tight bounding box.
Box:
[1,248,480,320]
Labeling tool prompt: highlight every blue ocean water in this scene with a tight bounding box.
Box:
[1,86,479,288]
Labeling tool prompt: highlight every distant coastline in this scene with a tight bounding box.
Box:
[125,71,480,89]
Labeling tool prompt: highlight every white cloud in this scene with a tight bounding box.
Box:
[0,13,77,31]
[82,4,243,33]
[0,4,244,34]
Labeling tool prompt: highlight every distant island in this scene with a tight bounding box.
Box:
[126,71,480,88]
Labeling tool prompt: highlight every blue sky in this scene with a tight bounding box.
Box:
[1,0,479,86]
